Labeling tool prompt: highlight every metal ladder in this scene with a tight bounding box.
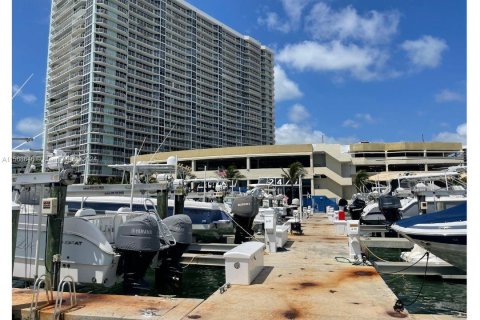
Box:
[28,275,52,320]
[53,275,77,320]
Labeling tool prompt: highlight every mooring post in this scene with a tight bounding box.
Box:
[174,186,185,215]
[45,183,67,291]
[12,205,20,272]
[157,189,168,219]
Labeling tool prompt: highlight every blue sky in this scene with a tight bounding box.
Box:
[12,0,467,149]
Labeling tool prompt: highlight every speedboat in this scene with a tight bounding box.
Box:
[359,171,466,225]
[65,196,233,236]
[391,202,466,271]
[14,205,193,288]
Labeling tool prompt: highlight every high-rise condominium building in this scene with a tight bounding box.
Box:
[44,0,274,178]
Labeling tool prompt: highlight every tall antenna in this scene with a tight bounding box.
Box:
[12,74,34,100]
[149,124,177,162]
[13,132,43,150]
[137,136,147,155]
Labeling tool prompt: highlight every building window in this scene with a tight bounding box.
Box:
[250,155,309,169]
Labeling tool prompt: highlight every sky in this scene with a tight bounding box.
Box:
[11,0,467,149]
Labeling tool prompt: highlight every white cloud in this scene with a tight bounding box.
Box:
[401,36,448,68]
[288,104,310,123]
[13,84,38,104]
[16,117,44,136]
[275,123,357,144]
[342,113,376,129]
[277,41,388,81]
[258,0,310,33]
[355,113,375,123]
[274,65,303,102]
[282,0,310,27]
[342,119,359,128]
[435,89,464,103]
[257,12,290,33]
[433,123,466,145]
[305,2,400,44]
[22,94,38,104]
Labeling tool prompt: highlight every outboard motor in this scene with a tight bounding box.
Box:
[338,198,348,211]
[116,214,161,292]
[231,195,259,244]
[155,214,192,290]
[378,195,402,225]
[348,198,366,220]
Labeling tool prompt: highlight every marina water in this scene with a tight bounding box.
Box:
[369,248,466,316]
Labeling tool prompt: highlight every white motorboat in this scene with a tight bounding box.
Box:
[391,202,467,271]
[359,171,466,225]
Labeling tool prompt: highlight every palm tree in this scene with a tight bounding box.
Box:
[106,176,123,184]
[281,162,307,203]
[354,170,369,192]
[224,165,245,186]
[87,176,103,185]
[176,163,196,179]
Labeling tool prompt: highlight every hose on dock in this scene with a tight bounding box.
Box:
[334,256,372,266]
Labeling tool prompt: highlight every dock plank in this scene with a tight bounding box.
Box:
[13,289,203,320]
[185,216,415,320]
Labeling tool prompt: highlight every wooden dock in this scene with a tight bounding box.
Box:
[12,215,463,319]
[185,215,423,320]
[12,288,203,320]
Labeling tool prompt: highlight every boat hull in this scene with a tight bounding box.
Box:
[14,214,120,287]
[391,203,467,271]
[399,232,466,271]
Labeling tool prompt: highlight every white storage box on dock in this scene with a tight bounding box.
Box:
[276,224,289,247]
[347,220,359,235]
[334,220,347,235]
[326,211,335,224]
[224,241,265,285]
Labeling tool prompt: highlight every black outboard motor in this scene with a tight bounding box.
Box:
[378,195,402,225]
[155,214,193,289]
[231,195,259,244]
[349,198,366,220]
[116,214,161,292]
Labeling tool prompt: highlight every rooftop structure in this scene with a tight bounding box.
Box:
[135,142,465,201]
[349,141,464,173]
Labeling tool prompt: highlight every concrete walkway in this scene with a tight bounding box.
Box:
[185,215,459,320]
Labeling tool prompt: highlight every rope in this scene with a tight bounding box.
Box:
[224,214,263,242]
[362,244,390,262]
[393,252,430,312]
[334,256,372,266]
[384,274,407,284]
[335,256,353,263]
[380,252,428,275]
[181,254,197,269]
[404,252,429,306]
